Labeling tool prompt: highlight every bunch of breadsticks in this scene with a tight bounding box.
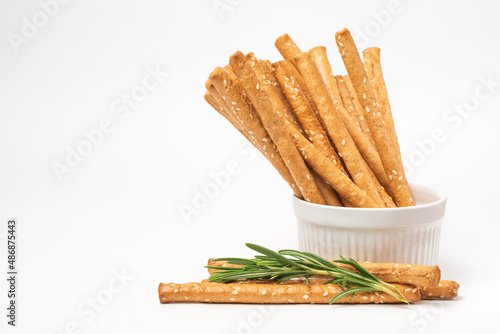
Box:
[204,28,414,208]
[159,259,459,304]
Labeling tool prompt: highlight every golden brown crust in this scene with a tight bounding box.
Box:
[363,47,402,167]
[275,33,302,65]
[343,74,374,143]
[159,282,420,304]
[229,51,325,204]
[289,127,378,208]
[421,280,459,299]
[208,259,441,288]
[308,47,394,206]
[293,51,385,207]
[335,28,414,207]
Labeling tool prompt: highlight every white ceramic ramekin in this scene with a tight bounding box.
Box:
[293,184,446,266]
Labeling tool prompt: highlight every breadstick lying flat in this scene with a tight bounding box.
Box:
[363,47,402,164]
[229,51,325,204]
[208,259,441,288]
[293,51,386,207]
[159,282,420,304]
[335,28,414,207]
[421,280,460,299]
[207,70,302,198]
[289,127,378,208]
[308,46,394,206]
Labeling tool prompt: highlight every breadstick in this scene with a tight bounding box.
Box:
[272,60,342,167]
[275,33,302,65]
[207,69,302,198]
[208,259,440,288]
[308,46,394,205]
[246,54,302,133]
[159,282,420,304]
[335,28,414,206]
[289,127,378,208]
[311,170,343,206]
[343,75,374,143]
[229,51,325,204]
[293,51,385,207]
[421,280,459,299]
[335,75,360,127]
[363,47,402,162]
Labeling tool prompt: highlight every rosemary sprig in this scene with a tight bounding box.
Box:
[207,243,408,304]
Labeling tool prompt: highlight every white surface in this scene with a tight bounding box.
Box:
[1,0,499,333]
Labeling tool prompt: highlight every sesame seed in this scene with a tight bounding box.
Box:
[205,299,210,302]
[342,51,345,56]
[248,131,254,135]
[407,264,411,268]
[230,298,236,301]
[370,296,374,301]
[302,295,309,299]
[375,292,379,296]
[360,116,364,120]
[405,288,411,292]
[392,170,398,175]
[440,295,445,298]
[261,290,267,295]
[380,295,386,299]
[363,77,366,83]
[438,283,443,287]
[232,290,238,295]
[263,146,266,151]
[366,107,370,113]
[398,176,403,181]
[323,291,328,296]
[342,139,346,145]
[271,153,275,158]
[363,296,368,300]
[256,83,259,90]
[262,138,268,142]
[412,288,418,293]
[288,299,294,303]
[389,175,393,180]
[184,297,189,300]
[394,264,399,267]
[307,174,311,180]
[363,93,366,99]
[272,292,277,296]
[380,300,384,304]
[410,197,413,202]
[428,293,433,296]
[173,289,179,293]
[223,79,227,86]
[339,42,343,47]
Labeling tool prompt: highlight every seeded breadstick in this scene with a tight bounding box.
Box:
[246,54,302,133]
[363,47,402,162]
[293,51,385,207]
[272,60,342,167]
[208,259,440,288]
[289,127,378,208]
[335,28,414,206]
[308,46,394,206]
[343,75,373,143]
[207,69,302,198]
[229,51,325,204]
[258,58,300,128]
[311,170,343,206]
[421,280,459,299]
[275,33,302,66]
[159,282,420,304]
[335,75,361,127]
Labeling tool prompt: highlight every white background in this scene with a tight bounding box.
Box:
[1,0,499,333]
